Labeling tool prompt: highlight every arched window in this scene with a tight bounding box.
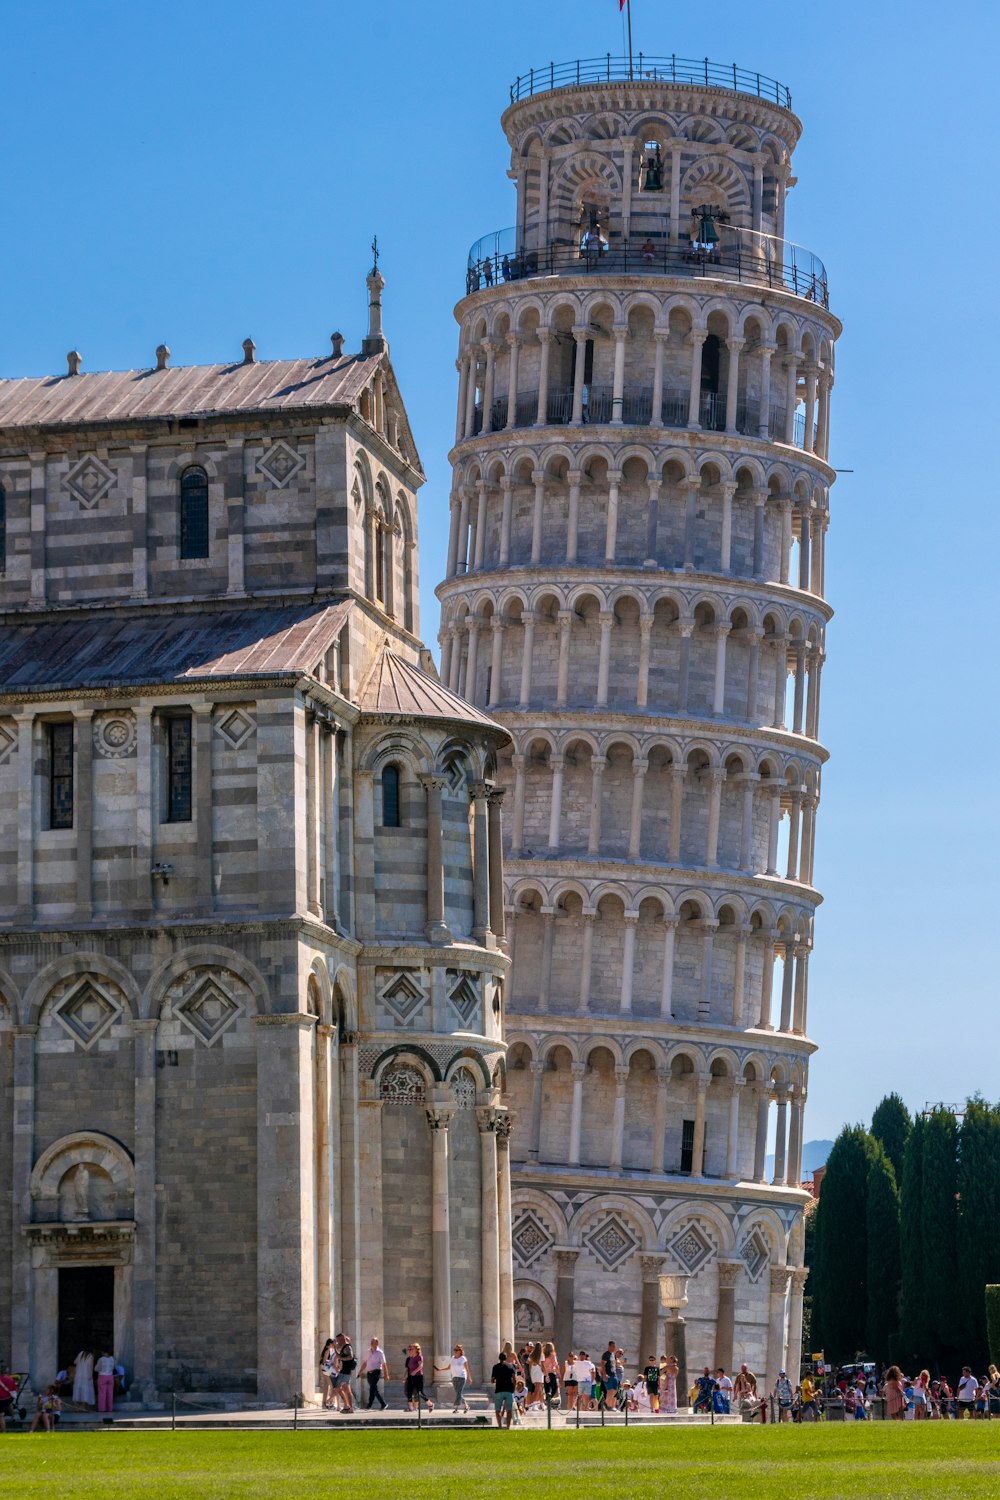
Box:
[374,521,386,603]
[179,467,209,559]
[0,483,5,572]
[381,764,401,827]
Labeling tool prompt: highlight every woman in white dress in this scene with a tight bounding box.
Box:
[72,1349,95,1406]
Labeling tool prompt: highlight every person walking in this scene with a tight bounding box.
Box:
[957,1366,978,1418]
[405,1343,433,1413]
[715,1367,734,1415]
[774,1368,794,1421]
[600,1340,620,1408]
[527,1342,544,1412]
[95,1349,116,1414]
[576,1349,596,1411]
[884,1366,907,1420]
[450,1344,471,1412]
[362,1338,389,1410]
[912,1369,930,1420]
[643,1354,661,1413]
[491,1347,516,1429]
[319,1339,337,1409]
[72,1348,95,1408]
[541,1342,560,1408]
[562,1350,579,1411]
[661,1354,679,1415]
[334,1334,356,1413]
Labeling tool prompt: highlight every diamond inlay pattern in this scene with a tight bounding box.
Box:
[511,1210,554,1268]
[585,1213,639,1270]
[447,972,479,1026]
[65,454,115,510]
[668,1220,716,1275]
[257,440,305,489]
[379,971,426,1025]
[740,1228,770,1282]
[215,709,256,750]
[175,977,242,1046]
[53,980,121,1050]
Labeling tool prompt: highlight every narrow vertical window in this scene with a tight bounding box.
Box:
[381,764,400,827]
[374,522,385,602]
[0,483,6,571]
[179,466,209,559]
[49,722,74,829]
[166,715,193,822]
[680,1118,695,1175]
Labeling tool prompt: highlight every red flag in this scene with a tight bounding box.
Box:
[619,0,627,8]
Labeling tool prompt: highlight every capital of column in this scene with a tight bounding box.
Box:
[598,610,614,628]
[639,615,653,638]
[557,609,574,628]
[717,1259,743,1291]
[640,1254,666,1281]
[612,325,628,343]
[710,624,731,641]
[659,915,679,934]
[633,758,649,776]
[614,1066,630,1085]
[487,786,506,806]
[494,1111,514,1142]
[654,329,670,345]
[505,332,520,350]
[530,469,545,486]
[529,1060,546,1078]
[606,469,623,486]
[476,1105,504,1134]
[481,337,498,357]
[725,338,745,355]
[591,756,607,773]
[570,1061,587,1080]
[566,468,583,486]
[699,918,720,936]
[571,326,589,343]
[491,615,504,634]
[751,487,768,507]
[536,328,551,346]
[419,773,449,793]
[622,913,639,929]
[548,756,565,774]
[760,343,777,362]
[688,329,708,347]
[790,1266,810,1291]
[769,1265,793,1295]
[499,475,514,492]
[468,778,490,801]
[425,1106,455,1132]
[555,1249,580,1276]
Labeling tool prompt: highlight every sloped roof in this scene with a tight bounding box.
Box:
[0,601,351,693]
[0,354,381,430]
[358,641,504,734]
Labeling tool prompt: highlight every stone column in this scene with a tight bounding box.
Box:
[719,481,736,572]
[496,1115,515,1343]
[739,773,758,870]
[652,331,667,423]
[571,329,588,424]
[714,1261,743,1372]
[547,756,564,851]
[792,646,806,734]
[784,790,802,881]
[565,469,582,563]
[357,1083,384,1347]
[786,1267,809,1380]
[752,491,767,579]
[305,712,322,916]
[779,501,793,584]
[772,1086,789,1185]
[753,1085,770,1182]
[568,1062,586,1165]
[682,479,699,569]
[652,1069,670,1172]
[803,366,818,453]
[691,1074,708,1176]
[10,1027,37,1380]
[766,1267,792,1392]
[530,470,545,564]
[447,624,463,694]
[677,622,693,707]
[758,345,774,440]
[604,469,622,564]
[784,357,798,445]
[446,492,461,578]
[75,709,94,919]
[518,612,535,706]
[596,611,614,706]
[554,1250,579,1354]
[473,482,488,570]
[731,929,748,1026]
[477,1108,502,1368]
[610,327,627,424]
[757,930,776,1028]
[659,917,677,1018]
[816,374,832,459]
[712,626,729,714]
[528,1060,544,1160]
[463,355,477,439]
[534,330,551,426]
[793,948,809,1035]
[698,921,717,1020]
[132,1019,159,1401]
[619,915,638,1014]
[636,617,653,707]
[668,146,682,240]
[798,506,811,590]
[578,910,595,1009]
[315,1023,334,1346]
[668,764,685,862]
[725,1078,744,1179]
[481,341,496,434]
[609,1067,628,1169]
[455,357,469,445]
[426,1104,454,1397]
[724,340,743,435]
[805,649,820,738]
[420,774,451,944]
[539,907,555,1010]
[470,779,493,944]
[456,488,471,574]
[751,152,765,231]
[339,1028,362,1342]
[556,611,573,706]
[778,942,796,1033]
[687,330,707,428]
[505,333,520,429]
[639,1256,666,1365]
[627,759,647,859]
[256,1012,317,1403]
[766,784,781,875]
[705,769,724,868]
[511,754,526,855]
[588,757,606,855]
[487,789,506,944]
[786,1086,802,1187]
[499,478,514,566]
[488,617,504,707]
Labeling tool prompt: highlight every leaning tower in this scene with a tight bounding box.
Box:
[437,53,839,1387]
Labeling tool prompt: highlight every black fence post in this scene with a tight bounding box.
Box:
[546,1391,552,1429]
[171,1392,176,1431]
[293,1393,298,1430]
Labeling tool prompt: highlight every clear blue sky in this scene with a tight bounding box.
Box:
[4,1,998,1140]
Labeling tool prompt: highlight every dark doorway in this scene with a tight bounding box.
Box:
[58,1266,114,1369]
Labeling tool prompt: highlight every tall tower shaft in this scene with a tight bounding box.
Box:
[437,54,839,1383]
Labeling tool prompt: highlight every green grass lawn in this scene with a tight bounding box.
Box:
[3,1423,999,1498]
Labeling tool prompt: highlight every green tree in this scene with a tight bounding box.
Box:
[921,1106,959,1366]
[957,1097,1000,1367]
[871,1093,911,1187]
[986,1286,1000,1367]
[866,1143,901,1365]
[900,1112,926,1363]
[812,1125,875,1359]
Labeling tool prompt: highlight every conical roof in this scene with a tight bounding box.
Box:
[357,641,505,735]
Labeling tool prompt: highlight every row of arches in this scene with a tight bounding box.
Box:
[507,1037,808,1187]
[443,453,828,592]
[351,453,416,633]
[505,880,813,1035]
[456,294,833,460]
[502,736,819,881]
[513,111,790,160]
[441,591,824,740]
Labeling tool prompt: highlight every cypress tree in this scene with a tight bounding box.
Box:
[921,1106,959,1367]
[812,1125,875,1359]
[900,1112,926,1364]
[957,1097,1000,1367]
[871,1093,911,1187]
[866,1143,901,1365]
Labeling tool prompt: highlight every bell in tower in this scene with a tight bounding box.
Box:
[641,143,663,191]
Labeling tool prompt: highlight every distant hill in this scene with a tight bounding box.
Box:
[765,1138,833,1180]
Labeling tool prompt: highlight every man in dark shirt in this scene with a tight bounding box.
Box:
[492,1351,516,1428]
[643,1354,661,1412]
[693,1366,716,1413]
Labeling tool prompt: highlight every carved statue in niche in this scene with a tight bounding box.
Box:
[58,1162,115,1222]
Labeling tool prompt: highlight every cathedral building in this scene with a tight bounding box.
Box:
[437,54,840,1384]
[0,271,511,1402]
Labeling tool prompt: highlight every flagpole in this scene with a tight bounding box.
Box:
[626,0,634,79]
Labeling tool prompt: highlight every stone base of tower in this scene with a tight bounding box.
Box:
[509,1173,807,1390]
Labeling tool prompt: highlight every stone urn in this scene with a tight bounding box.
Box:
[658,1273,691,1313]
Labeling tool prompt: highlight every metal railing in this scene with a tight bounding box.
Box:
[509,54,792,109]
[466,226,828,308]
[471,384,799,445]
